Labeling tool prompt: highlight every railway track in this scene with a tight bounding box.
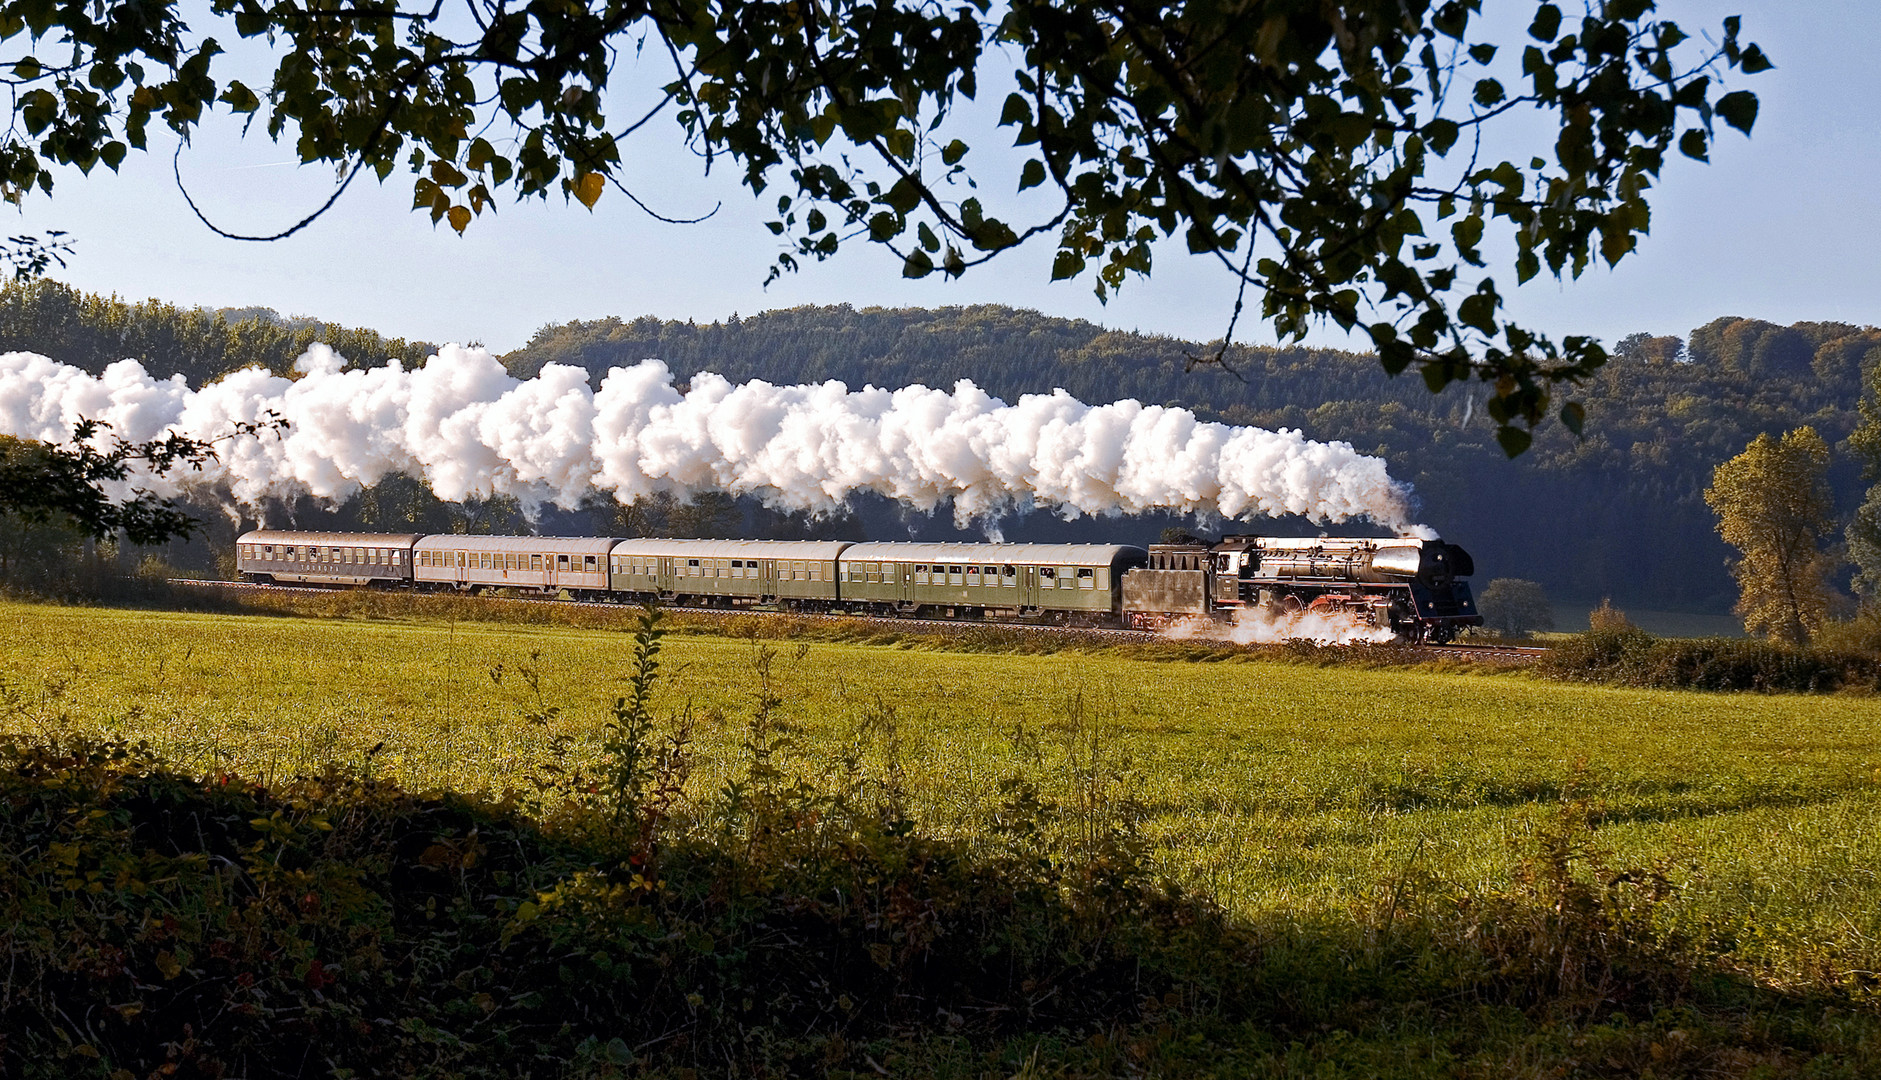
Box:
[166,578,1547,661]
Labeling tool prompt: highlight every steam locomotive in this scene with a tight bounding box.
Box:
[1123,535,1481,643]
[234,530,1481,643]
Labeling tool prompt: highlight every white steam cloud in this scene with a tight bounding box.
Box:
[0,344,1416,528]
[1163,608,1400,646]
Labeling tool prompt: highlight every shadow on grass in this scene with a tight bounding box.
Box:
[2,736,1875,1080]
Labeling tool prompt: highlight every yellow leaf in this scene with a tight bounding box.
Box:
[572,172,604,210]
[447,205,472,234]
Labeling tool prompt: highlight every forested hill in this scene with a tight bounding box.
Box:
[5,281,1877,615]
[0,280,434,386]
[505,306,1881,613]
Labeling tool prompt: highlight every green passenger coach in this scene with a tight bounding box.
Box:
[836,542,1146,623]
[607,539,851,607]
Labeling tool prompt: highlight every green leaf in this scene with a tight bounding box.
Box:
[1678,129,1707,161]
[1715,91,1758,134]
[999,93,1030,127]
[902,249,934,278]
[1738,43,1773,74]
[1468,44,1496,64]
[941,139,968,165]
[1473,79,1505,107]
[1561,401,1585,436]
[1457,286,1498,334]
[1495,425,1533,457]
[1051,250,1085,281]
[1528,4,1562,42]
[20,89,55,135]
[219,80,259,114]
[1018,159,1046,190]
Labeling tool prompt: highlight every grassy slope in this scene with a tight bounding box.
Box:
[5,599,1878,996]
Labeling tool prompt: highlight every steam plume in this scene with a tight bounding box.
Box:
[0,344,1416,528]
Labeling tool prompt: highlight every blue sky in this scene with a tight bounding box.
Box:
[9,1,1877,358]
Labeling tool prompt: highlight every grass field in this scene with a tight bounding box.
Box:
[5,597,1878,998]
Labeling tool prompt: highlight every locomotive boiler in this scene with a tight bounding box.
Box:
[1119,535,1482,643]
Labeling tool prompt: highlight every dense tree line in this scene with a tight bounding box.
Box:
[7,283,1877,615]
[0,280,434,386]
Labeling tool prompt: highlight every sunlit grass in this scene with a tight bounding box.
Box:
[4,598,1878,994]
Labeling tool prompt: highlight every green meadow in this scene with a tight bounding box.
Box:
[5,597,1878,996]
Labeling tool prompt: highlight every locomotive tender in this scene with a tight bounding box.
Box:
[235,529,1481,641]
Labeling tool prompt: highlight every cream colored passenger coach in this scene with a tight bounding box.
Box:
[236,530,423,585]
[413,535,617,594]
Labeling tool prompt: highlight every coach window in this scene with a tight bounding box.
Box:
[554,554,569,571]
[1077,568,1096,588]
[1059,566,1076,587]
[965,566,980,586]
[1001,564,1017,585]
[584,555,597,571]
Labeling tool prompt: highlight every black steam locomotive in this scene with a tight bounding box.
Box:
[1122,535,1481,643]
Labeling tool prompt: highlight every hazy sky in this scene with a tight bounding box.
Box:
[9,1,1876,357]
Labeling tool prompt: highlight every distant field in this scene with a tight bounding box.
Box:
[1549,601,1744,637]
[3,598,1877,998]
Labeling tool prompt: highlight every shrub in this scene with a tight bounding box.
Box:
[1539,625,1881,692]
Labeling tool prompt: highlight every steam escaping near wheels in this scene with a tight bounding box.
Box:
[1161,607,1401,646]
[0,344,1421,531]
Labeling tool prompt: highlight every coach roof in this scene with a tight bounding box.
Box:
[413,535,620,556]
[841,542,1145,566]
[608,539,854,561]
[238,530,424,546]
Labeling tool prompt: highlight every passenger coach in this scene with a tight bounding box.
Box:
[608,539,850,607]
[236,530,421,585]
[836,542,1146,622]
[413,534,616,596]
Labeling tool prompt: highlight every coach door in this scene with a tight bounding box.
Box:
[1021,565,1040,608]
[898,562,913,606]
[758,558,776,600]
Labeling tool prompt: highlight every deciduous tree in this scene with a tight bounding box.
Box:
[1703,428,1837,643]
[1476,577,1553,637]
[1847,354,1881,602]
[0,0,1768,457]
